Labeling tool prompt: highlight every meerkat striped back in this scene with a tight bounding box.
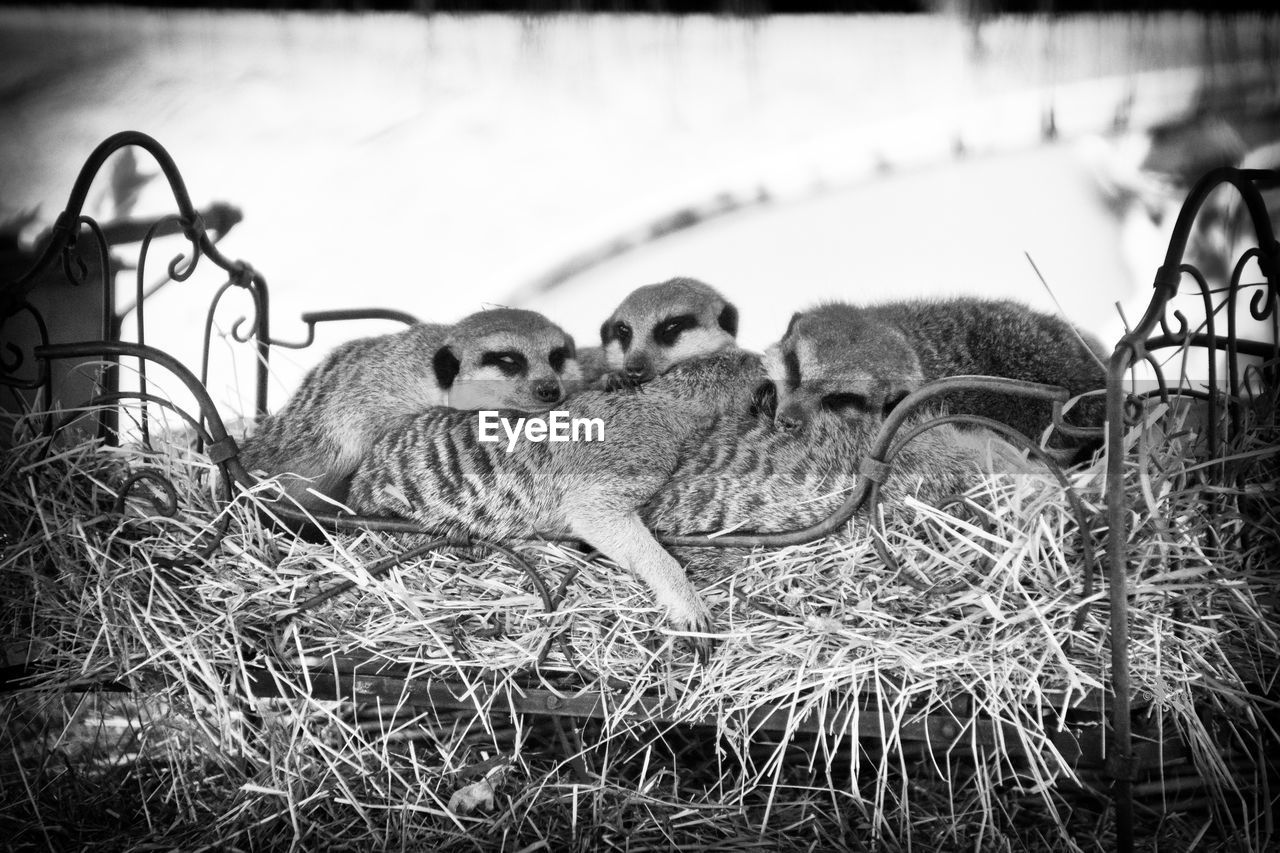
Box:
[348,350,769,537]
[642,410,1020,534]
[349,409,562,538]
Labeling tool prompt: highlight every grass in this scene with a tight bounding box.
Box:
[1,379,1277,851]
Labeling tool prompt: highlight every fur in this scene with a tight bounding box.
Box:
[769,297,1107,446]
[346,351,1027,651]
[240,308,580,510]
[597,277,739,387]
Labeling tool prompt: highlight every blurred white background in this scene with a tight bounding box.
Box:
[2,8,1277,417]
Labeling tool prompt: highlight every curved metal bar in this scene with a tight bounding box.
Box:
[197,263,271,423]
[229,315,259,344]
[1176,263,1220,458]
[286,537,567,667]
[243,268,271,418]
[1227,256,1245,446]
[70,216,120,443]
[3,134,266,441]
[1125,168,1280,364]
[113,469,179,517]
[1049,390,1106,442]
[166,214,203,283]
[6,132,203,312]
[31,385,233,559]
[112,203,245,320]
[4,132,274,419]
[1141,351,1171,407]
[1104,167,1280,853]
[289,536,465,614]
[1158,308,1189,345]
[1104,337,1139,852]
[1140,332,1278,359]
[200,278,240,397]
[198,258,271,418]
[254,308,422,350]
[44,391,215,448]
[133,215,184,447]
[34,339,247,480]
[873,411,1097,626]
[59,238,90,288]
[659,374,1070,549]
[1249,281,1278,324]
[0,301,51,390]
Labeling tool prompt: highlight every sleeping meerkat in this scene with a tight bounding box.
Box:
[348,350,765,652]
[346,351,1030,653]
[583,277,739,388]
[642,398,1030,534]
[240,308,580,511]
[768,298,1107,447]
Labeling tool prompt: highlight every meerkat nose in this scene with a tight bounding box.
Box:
[533,380,563,404]
[624,355,653,383]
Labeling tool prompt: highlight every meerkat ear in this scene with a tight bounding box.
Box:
[784,311,802,339]
[432,345,461,389]
[717,302,739,337]
[748,380,778,419]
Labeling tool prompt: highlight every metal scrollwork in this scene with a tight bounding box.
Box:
[1249,283,1276,323]
[167,212,205,282]
[7,134,1279,853]
[113,468,180,518]
[1158,306,1190,344]
[0,301,50,389]
[1103,165,1280,852]
[60,240,89,287]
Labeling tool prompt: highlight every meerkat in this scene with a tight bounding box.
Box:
[347,350,766,652]
[240,308,581,511]
[768,298,1107,447]
[589,277,740,387]
[641,400,1025,534]
[346,350,1028,652]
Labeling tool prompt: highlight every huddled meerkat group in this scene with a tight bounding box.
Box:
[239,278,1107,654]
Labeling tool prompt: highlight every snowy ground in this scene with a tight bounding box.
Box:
[1,9,1274,415]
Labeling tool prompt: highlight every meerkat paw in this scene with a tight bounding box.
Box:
[602,371,643,393]
[568,510,717,660]
[666,596,716,662]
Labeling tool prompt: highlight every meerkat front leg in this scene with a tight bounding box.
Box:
[566,508,714,659]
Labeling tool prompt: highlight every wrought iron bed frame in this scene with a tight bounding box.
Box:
[3,130,1277,851]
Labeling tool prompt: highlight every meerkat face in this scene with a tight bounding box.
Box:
[432,309,581,412]
[599,277,739,385]
[768,305,923,431]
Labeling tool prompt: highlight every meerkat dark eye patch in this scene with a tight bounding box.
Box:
[821,392,870,413]
[432,346,461,389]
[783,349,801,391]
[481,350,528,377]
[602,321,633,350]
[654,314,698,347]
[549,345,572,373]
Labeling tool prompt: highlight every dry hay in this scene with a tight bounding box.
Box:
[1,389,1277,852]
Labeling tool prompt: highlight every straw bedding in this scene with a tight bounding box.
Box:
[2,389,1277,851]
